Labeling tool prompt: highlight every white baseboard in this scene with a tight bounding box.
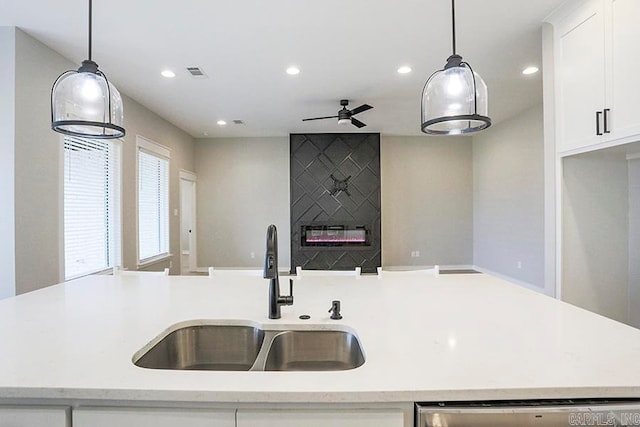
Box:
[195,267,290,274]
[472,265,548,295]
[382,264,475,271]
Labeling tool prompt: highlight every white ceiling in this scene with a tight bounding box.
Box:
[0,0,565,138]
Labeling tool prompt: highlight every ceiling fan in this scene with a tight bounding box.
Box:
[302,99,373,128]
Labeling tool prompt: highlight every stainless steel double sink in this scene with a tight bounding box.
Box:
[133,322,365,372]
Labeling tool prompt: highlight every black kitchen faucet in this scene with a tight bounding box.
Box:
[263,224,293,319]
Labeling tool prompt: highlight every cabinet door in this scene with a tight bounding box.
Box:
[556,0,607,152]
[237,409,405,427]
[0,407,69,427]
[73,407,235,427]
[610,0,640,140]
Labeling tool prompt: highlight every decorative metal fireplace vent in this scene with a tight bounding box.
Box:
[301,225,370,247]
[329,174,351,196]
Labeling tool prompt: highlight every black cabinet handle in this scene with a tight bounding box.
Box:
[604,108,611,133]
[596,111,603,136]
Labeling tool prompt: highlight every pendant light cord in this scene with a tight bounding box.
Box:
[451,0,457,55]
[88,0,92,61]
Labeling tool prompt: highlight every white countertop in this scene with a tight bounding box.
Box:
[0,272,639,404]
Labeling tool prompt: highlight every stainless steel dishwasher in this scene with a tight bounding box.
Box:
[416,399,640,426]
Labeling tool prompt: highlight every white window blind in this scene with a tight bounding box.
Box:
[64,136,121,279]
[138,148,169,263]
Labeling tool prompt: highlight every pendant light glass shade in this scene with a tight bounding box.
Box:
[51,0,125,139]
[420,0,491,135]
[51,61,124,138]
[421,56,490,135]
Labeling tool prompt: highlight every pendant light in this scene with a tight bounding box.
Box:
[51,0,125,139]
[421,0,491,135]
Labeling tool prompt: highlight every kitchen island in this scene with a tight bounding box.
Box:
[0,272,639,426]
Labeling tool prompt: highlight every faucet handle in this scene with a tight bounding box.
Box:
[278,279,294,306]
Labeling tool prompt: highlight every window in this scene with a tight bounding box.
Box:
[137,137,170,264]
[64,136,121,279]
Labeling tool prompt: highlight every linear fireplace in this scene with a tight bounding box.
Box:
[301,225,370,247]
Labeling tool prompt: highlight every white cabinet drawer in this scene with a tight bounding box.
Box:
[0,406,69,427]
[237,408,405,427]
[73,407,235,427]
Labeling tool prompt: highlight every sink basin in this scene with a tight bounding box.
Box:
[134,324,264,371]
[264,330,365,371]
[134,322,365,372]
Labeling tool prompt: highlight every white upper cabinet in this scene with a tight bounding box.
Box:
[555,0,607,153]
[610,0,640,140]
[549,0,640,155]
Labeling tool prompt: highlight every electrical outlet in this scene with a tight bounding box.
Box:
[411,251,420,258]
[250,252,255,259]
[517,261,522,269]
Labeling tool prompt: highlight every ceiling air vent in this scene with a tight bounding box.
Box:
[186,67,208,78]
[233,120,245,125]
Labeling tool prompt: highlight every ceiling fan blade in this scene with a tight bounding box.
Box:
[351,118,367,128]
[350,104,373,116]
[302,115,339,121]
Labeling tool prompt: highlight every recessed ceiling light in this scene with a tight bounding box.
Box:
[397,66,412,74]
[286,67,301,75]
[217,120,227,126]
[522,66,539,75]
[161,70,176,78]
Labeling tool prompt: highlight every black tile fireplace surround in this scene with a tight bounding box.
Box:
[290,133,381,273]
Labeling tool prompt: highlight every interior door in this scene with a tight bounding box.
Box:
[180,174,197,274]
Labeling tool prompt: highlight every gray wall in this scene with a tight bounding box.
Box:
[8,28,194,294]
[629,158,640,328]
[14,28,71,294]
[194,135,474,269]
[472,104,545,289]
[0,27,16,299]
[5,26,522,289]
[120,95,196,274]
[195,137,291,269]
[1,33,546,291]
[381,135,473,267]
[562,151,629,324]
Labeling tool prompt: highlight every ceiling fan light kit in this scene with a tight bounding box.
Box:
[51,0,125,139]
[303,99,373,128]
[421,0,491,135]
